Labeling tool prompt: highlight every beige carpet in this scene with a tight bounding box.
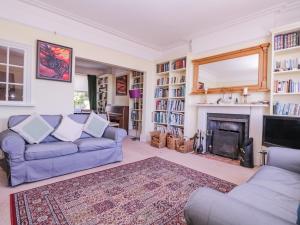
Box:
[0,138,257,225]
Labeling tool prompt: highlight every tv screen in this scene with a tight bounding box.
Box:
[263,115,300,149]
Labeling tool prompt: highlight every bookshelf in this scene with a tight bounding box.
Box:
[129,71,144,138]
[271,22,300,117]
[97,74,112,113]
[153,57,187,136]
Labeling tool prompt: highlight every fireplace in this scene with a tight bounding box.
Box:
[206,113,250,159]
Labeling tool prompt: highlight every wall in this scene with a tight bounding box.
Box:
[0,19,156,141]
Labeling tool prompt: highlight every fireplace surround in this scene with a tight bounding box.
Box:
[206,113,250,159]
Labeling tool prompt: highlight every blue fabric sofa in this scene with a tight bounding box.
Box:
[184,147,300,225]
[0,114,127,186]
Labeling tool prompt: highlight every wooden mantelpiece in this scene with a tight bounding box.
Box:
[191,43,270,95]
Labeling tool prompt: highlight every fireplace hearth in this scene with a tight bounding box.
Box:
[206,113,250,159]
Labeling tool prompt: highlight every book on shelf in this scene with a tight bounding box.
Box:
[171,86,185,97]
[168,126,183,136]
[154,112,167,124]
[172,58,186,70]
[157,62,169,73]
[168,113,184,126]
[155,87,169,98]
[274,31,300,50]
[273,102,300,116]
[274,79,300,93]
[274,58,300,72]
[157,77,169,85]
[170,75,185,84]
[167,99,185,111]
[156,99,168,110]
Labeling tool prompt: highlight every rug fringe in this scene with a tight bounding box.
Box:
[10,194,17,225]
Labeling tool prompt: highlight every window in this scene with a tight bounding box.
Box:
[0,41,31,104]
[74,91,90,112]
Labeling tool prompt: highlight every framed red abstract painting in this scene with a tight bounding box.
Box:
[36,40,73,82]
[116,75,128,96]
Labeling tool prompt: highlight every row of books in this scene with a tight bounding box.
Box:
[168,113,184,126]
[170,75,185,84]
[133,101,142,110]
[168,126,183,136]
[154,124,183,136]
[274,58,300,72]
[131,110,142,121]
[132,71,143,77]
[157,62,169,73]
[153,112,184,126]
[155,99,168,110]
[171,86,185,97]
[157,77,169,85]
[155,87,169,98]
[167,99,185,111]
[274,31,300,50]
[172,58,186,70]
[132,83,143,89]
[98,77,108,84]
[273,102,300,116]
[274,80,300,93]
[154,112,167,124]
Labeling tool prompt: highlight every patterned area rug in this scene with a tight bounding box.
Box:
[10,157,236,225]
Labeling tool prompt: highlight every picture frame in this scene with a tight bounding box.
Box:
[36,40,73,83]
[116,75,128,96]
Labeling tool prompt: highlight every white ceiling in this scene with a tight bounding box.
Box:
[21,0,294,50]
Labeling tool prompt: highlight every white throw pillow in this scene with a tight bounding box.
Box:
[83,111,109,138]
[52,116,84,142]
[10,114,54,144]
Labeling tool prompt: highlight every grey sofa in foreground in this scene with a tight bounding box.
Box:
[0,114,127,186]
[184,147,300,225]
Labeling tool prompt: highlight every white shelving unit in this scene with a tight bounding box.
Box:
[128,71,144,138]
[270,22,300,117]
[96,74,112,113]
[153,57,187,136]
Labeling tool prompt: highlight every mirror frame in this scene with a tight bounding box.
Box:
[191,43,270,95]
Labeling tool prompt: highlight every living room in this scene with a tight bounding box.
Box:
[0,1,300,225]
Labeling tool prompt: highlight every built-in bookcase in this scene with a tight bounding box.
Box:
[271,22,300,117]
[129,71,144,137]
[153,57,186,136]
[97,74,112,113]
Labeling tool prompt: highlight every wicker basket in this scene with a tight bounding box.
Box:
[175,138,194,153]
[150,131,167,148]
[166,134,180,150]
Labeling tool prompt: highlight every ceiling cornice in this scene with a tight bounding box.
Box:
[18,0,300,52]
[18,0,162,50]
[187,0,300,40]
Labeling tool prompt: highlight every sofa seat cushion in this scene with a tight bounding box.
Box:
[229,183,299,224]
[74,137,116,152]
[248,166,300,200]
[25,142,78,160]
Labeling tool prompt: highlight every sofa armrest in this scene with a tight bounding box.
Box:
[103,127,127,144]
[184,187,293,225]
[267,147,300,174]
[0,130,25,162]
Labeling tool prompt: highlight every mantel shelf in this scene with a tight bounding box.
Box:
[196,103,269,108]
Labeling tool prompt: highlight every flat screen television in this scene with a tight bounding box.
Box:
[262,115,300,149]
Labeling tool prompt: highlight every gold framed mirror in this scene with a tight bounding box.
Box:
[191,43,270,94]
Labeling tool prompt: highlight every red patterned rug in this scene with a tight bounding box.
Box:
[10,157,236,225]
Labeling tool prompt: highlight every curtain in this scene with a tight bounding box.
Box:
[87,75,97,111]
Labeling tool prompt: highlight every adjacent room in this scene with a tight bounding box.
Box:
[0,1,300,225]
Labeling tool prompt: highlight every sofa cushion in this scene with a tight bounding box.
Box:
[248,166,300,200]
[10,114,54,144]
[229,183,299,224]
[83,112,109,138]
[25,142,78,160]
[74,137,116,152]
[52,116,83,142]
